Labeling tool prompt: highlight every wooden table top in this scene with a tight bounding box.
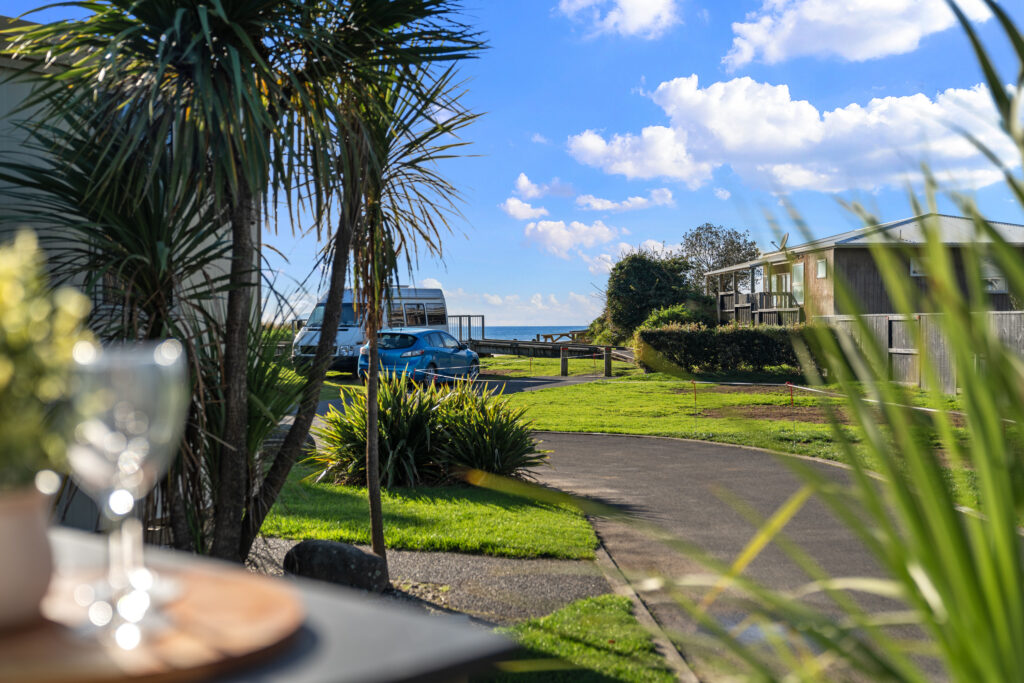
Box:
[0,528,514,683]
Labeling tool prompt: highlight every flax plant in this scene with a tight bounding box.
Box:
[2,1,481,561]
[650,2,1024,677]
[345,64,477,569]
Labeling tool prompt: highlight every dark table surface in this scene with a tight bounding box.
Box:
[50,528,515,682]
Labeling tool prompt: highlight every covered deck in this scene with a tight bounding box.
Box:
[707,258,801,326]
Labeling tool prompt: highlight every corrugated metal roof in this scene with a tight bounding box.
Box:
[706,213,1024,277]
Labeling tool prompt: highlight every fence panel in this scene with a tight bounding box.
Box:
[817,311,1024,394]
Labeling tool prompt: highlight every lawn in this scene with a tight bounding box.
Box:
[262,468,597,559]
[274,363,359,402]
[506,373,859,463]
[479,595,675,683]
[480,355,640,379]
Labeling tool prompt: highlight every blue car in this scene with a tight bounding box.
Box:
[357,327,480,382]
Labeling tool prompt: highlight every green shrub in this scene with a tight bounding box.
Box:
[309,373,446,487]
[308,373,547,487]
[436,384,549,477]
[637,298,716,330]
[636,323,834,373]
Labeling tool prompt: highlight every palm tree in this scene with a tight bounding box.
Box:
[347,65,477,569]
[4,0,481,560]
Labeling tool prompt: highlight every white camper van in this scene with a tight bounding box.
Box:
[291,287,448,373]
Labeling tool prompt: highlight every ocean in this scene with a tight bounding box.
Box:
[483,325,589,341]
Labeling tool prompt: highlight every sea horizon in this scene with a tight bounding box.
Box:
[480,325,589,341]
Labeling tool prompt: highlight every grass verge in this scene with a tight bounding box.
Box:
[274,364,360,402]
[262,469,597,559]
[478,595,675,683]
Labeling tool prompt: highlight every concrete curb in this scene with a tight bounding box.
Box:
[591,530,699,683]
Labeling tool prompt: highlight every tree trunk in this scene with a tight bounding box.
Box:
[211,187,254,561]
[365,307,388,569]
[238,219,353,559]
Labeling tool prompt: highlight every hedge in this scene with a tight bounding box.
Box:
[636,323,834,373]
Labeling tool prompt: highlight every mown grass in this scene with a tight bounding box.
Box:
[507,374,858,463]
[262,468,597,559]
[479,595,675,683]
[480,355,640,379]
[273,363,359,402]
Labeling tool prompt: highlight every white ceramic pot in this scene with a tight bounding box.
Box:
[0,487,52,630]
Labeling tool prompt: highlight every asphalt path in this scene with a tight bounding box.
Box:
[530,432,921,677]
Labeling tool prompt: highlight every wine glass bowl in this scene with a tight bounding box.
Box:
[66,339,189,642]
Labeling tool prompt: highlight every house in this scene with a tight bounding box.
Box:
[706,214,1024,325]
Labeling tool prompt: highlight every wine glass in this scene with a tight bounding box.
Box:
[66,339,188,647]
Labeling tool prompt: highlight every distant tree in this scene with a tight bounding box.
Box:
[681,223,760,292]
[605,249,692,334]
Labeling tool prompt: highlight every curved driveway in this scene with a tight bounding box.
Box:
[531,432,901,671]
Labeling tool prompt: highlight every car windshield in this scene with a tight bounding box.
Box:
[305,303,358,328]
[378,333,418,350]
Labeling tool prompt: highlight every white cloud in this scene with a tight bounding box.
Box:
[637,239,682,255]
[581,252,616,274]
[419,277,444,290]
[524,219,618,258]
[500,197,549,220]
[724,0,991,70]
[567,127,713,188]
[713,187,731,200]
[514,172,573,199]
[576,187,674,212]
[558,0,681,39]
[531,133,550,144]
[569,74,1016,193]
[440,287,602,325]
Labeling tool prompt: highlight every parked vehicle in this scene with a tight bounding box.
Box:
[292,287,447,373]
[357,328,480,382]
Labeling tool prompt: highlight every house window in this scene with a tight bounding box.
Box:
[910,257,928,277]
[792,263,805,306]
[816,258,827,279]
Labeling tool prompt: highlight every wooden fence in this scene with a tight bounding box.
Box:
[815,312,1024,394]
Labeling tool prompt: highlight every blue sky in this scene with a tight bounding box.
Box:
[10,1,1024,325]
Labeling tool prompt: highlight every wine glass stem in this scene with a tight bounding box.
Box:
[107,519,129,593]
[122,516,145,586]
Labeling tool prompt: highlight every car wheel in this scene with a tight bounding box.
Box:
[426,363,438,385]
[469,359,480,379]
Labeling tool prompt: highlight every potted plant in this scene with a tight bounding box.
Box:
[0,231,90,630]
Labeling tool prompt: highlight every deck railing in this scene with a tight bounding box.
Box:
[447,315,485,342]
[755,292,797,310]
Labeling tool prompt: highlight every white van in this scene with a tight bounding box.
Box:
[291,287,447,373]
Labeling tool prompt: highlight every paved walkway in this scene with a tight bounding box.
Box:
[531,432,906,676]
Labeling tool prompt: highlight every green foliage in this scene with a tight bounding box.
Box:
[636,299,716,330]
[485,595,676,682]
[585,312,622,346]
[0,232,91,489]
[605,249,693,334]
[680,222,761,291]
[263,470,596,559]
[310,373,445,488]
[637,323,828,372]
[435,386,550,476]
[308,372,548,487]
